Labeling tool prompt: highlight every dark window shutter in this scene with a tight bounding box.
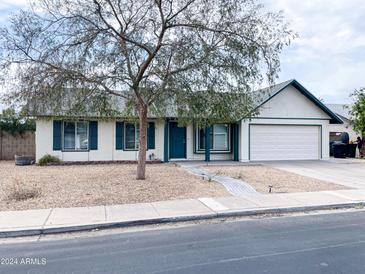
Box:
[53,120,62,150]
[116,121,124,150]
[147,122,155,149]
[89,121,98,150]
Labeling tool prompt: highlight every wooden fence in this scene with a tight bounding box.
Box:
[0,130,35,160]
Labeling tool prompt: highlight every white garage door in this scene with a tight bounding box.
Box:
[250,125,321,161]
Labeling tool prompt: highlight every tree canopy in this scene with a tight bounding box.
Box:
[0,108,35,135]
[350,87,365,136]
[0,0,295,178]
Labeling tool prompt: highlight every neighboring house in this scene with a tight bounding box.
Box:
[326,104,360,142]
[35,79,342,163]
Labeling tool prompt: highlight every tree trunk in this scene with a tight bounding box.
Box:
[137,104,148,180]
[0,130,2,160]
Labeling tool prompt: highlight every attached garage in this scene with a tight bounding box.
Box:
[249,125,321,161]
[240,79,343,162]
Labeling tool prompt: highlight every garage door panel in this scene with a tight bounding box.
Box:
[250,125,320,161]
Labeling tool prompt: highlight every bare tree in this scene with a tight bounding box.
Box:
[0,0,295,179]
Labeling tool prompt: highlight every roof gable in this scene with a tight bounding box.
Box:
[254,79,343,124]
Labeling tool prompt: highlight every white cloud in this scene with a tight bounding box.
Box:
[0,0,28,9]
[262,0,365,103]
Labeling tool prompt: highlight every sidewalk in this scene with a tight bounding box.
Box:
[1,189,365,238]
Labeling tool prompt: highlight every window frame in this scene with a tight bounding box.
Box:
[122,122,155,151]
[124,122,140,151]
[196,124,231,153]
[62,121,89,151]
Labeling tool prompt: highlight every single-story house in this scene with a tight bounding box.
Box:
[326,104,360,142]
[35,79,342,163]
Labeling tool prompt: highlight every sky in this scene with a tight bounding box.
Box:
[0,0,364,111]
[262,0,365,104]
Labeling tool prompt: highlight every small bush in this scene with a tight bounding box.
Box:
[38,154,61,166]
[7,177,41,201]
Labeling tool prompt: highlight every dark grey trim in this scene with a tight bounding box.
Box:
[248,123,323,160]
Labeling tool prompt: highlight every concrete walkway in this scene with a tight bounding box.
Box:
[179,162,259,196]
[2,189,365,237]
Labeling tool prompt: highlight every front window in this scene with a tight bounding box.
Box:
[197,124,230,151]
[125,123,140,150]
[63,121,88,150]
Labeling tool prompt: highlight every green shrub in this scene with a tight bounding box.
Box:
[0,108,35,135]
[38,154,61,166]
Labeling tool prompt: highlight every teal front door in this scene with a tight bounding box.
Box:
[169,122,186,159]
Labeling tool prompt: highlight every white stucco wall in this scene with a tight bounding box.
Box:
[35,119,165,162]
[259,85,330,119]
[36,119,232,162]
[240,85,332,161]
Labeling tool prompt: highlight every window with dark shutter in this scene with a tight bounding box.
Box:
[147,122,155,149]
[53,120,62,151]
[116,122,124,150]
[89,121,98,150]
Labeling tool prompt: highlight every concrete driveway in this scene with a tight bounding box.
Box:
[262,158,365,189]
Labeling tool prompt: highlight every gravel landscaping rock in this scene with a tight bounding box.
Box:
[0,161,229,211]
[202,165,350,194]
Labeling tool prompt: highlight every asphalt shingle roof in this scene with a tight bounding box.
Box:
[33,79,343,124]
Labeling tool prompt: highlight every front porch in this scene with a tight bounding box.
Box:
[163,120,240,162]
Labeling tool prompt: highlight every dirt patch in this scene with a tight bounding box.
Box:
[202,165,349,194]
[0,161,229,211]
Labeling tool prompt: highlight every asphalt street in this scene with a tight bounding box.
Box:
[1,210,365,273]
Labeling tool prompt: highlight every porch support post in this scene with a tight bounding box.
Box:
[164,119,169,162]
[233,123,239,161]
[205,126,211,162]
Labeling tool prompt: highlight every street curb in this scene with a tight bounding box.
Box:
[1,202,363,238]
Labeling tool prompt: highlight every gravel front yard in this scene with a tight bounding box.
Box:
[202,165,349,194]
[0,161,229,211]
